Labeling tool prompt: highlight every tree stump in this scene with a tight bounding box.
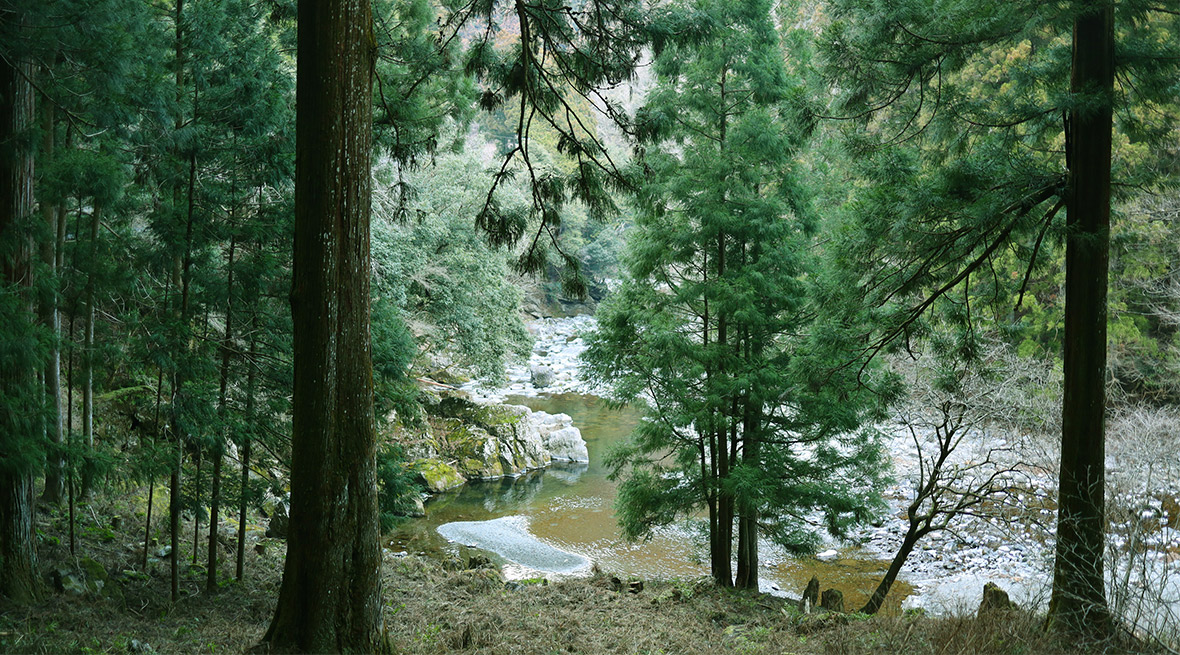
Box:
[799,576,820,612]
[820,588,844,612]
[978,581,1015,615]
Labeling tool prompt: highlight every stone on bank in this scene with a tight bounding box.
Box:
[398,394,589,502]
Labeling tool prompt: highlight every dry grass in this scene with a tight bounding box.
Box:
[384,557,812,654]
[819,610,1118,655]
[382,557,1147,655]
[0,487,1161,654]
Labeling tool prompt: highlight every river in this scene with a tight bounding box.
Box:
[391,389,912,613]
[388,315,1180,629]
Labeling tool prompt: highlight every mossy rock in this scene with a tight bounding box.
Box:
[456,453,505,479]
[79,557,108,584]
[431,396,483,422]
[473,404,527,427]
[457,457,493,479]
[412,459,467,493]
[68,558,123,600]
[432,396,524,429]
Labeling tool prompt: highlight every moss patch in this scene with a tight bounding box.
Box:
[433,396,524,429]
[412,459,467,493]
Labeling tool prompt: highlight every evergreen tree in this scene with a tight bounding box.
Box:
[449,0,648,290]
[818,0,1178,636]
[1053,3,1115,633]
[259,0,385,650]
[26,0,164,506]
[585,0,886,589]
[0,3,42,604]
[371,140,533,385]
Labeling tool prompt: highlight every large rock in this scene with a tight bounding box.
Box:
[395,397,590,494]
[437,400,551,479]
[533,412,589,462]
[545,427,588,462]
[530,365,555,388]
[265,503,289,539]
[52,558,117,599]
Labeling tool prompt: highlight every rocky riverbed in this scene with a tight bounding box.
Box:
[464,315,599,402]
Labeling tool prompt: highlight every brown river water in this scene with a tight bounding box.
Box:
[390,392,912,613]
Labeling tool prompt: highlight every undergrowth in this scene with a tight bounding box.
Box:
[0,488,1154,654]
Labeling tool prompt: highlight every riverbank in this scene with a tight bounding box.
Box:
[1,487,1097,655]
[453,316,1177,619]
[2,427,1155,654]
[381,554,1083,655]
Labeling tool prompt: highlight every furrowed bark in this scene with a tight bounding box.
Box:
[1048,2,1115,637]
[259,0,385,650]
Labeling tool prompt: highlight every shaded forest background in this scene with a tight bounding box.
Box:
[0,0,1178,651]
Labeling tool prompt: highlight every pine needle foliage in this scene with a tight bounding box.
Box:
[585,0,889,588]
[441,0,650,293]
[815,0,1179,363]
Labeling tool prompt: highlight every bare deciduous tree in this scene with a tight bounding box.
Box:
[862,346,1047,615]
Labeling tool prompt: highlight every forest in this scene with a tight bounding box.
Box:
[0,0,1178,653]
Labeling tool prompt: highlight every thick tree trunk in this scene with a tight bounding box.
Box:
[735,511,756,590]
[707,427,725,585]
[0,475,38,603]
[735,397,760,591]
[712,410,733,586]
[0,11,42,603]
[1048,2,1115,637]
[715,489,734,587]
[259,0,385,650]
[39,85,65,505]
[711,224,734,588]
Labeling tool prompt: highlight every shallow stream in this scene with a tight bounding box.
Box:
[390,392,912,612]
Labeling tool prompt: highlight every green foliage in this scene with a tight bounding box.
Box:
[442,0,649,290]
[0,282,46,477]
[814,0,1180,374]
[376,443,422,532]
[587,0,888,565]
[372,296,420,421]
[374,0,475,160]
[372,138,533,383]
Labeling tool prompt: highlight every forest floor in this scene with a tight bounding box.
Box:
[0,487,1150,654]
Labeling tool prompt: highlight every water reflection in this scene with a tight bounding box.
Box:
[389,392,909,611]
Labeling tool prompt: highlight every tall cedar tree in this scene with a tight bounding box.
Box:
[818,0,1178,635]
[1051,3,1114,633]
[586,0,886,589]
[259,0,385,650]
[0,5,42,603]
[33,0,165,515]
